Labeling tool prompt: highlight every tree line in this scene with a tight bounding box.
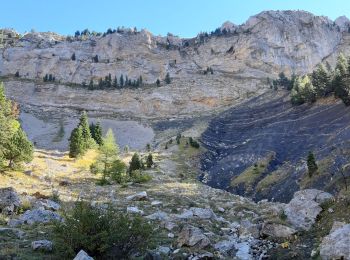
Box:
[272,54,350,106]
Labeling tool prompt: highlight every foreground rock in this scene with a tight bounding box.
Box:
[284,189,333,230]
[8,209,61,226]
[261,223,297,238]
[320,222,350,260]
[31,240,53,252]
[0,187,21,214]
[177,225,210,249]
[126,191,148,201]
[73,250,94,260]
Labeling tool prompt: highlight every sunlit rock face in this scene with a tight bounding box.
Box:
[0,10,348,85]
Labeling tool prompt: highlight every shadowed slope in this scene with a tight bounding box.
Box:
[201,90,350,202]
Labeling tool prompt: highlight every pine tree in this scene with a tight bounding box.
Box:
[120,74,124,87]
[0,82,32,170]
[113,76,118,88]
[165,73,171,84]
[307,151,318,177]
[333,54,350,105]
[71,53,76,61]
[146,153,153,168]
[93,122,103,146]
[312,64,331,97]
[156,79,160,87]
[129,153,142,174]
[88,79,94,90]
[3,128,33,169]
[78,111,94,151]
[69,126,84,158]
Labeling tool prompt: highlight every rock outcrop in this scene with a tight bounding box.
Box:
[320,222,350,260]
[0,187,21,214]
[284,189,333,231]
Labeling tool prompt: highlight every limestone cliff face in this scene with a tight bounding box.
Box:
[0,10,347,85]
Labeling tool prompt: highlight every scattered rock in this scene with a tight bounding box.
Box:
[145,211,169,221]
[177,225,210,249]
[214,237,236,256]
[239,220,260,239]
[157,246,171,255]
[284,189,334,231]
[176,209,194,219]
[73,250,94,260]
[190,207,217,219]
[235,242,252,260]
[168,233,175,238]
[8,209,61,226]
[0,187,21,214]
[31,240,53,252]
[164,222,176,231]
[151,200,162,206]
[126,191,148,201]
[191,252,214,260]
[217,207,225,213]
[320,222,350,260]
[126,206,144,215]
[261,223,297,238]
[36,199,60,211]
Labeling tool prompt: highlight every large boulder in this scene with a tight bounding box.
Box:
[31,240,53,252]
[73,250,94,260]
[284,189,333,231]
[8,209,61,226]
[0,187,21,214]
[261,223,297,238]
[177,225,210,249]
[320,222,350,260]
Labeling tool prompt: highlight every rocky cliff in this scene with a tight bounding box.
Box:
[1,10,349,85]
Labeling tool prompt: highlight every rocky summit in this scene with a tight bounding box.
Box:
[0,7,350,260]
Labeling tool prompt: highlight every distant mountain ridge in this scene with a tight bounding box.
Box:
[1,10,350,86]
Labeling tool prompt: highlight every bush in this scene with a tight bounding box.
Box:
[53,201,153,259]
[110,159,127,183]
[132,170,152,183]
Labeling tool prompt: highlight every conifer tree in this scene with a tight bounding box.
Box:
[0,82,33,169]
[113,76,118,88]
[165,72,171,84]
[307,151,318,177]
[93,122,103,146]
[129,153,142,174]
[3,128,33,168]
[69,126,84,158]
[312,64,331,97]
[98,129,119,181]
[146,153,153,168]
[156,79,160,87]
[120,74,124,87]
[78,111,93,150]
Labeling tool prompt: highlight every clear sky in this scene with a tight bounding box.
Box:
[1,0,350,38]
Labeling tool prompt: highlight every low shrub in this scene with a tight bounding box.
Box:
[53,201,153,259]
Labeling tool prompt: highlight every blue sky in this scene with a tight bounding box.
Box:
[1,0,350,38]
